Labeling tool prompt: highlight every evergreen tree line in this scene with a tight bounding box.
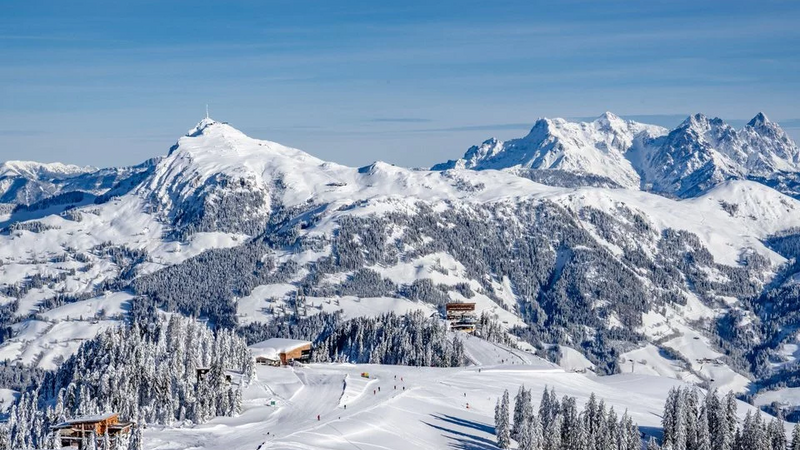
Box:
[654,386,800,450]
[1,315,253,449]
[312,311,466,367]
[239,310,488,368]
[236,311,342,346]
[494,386,640,450]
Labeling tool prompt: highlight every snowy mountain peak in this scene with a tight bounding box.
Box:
[748,112,770,128]
[187,117,220,137]
[595,111,625,128]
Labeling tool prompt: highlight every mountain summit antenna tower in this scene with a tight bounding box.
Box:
[205,104,209,119]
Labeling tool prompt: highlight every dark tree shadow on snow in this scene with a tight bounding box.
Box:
[422,414,499,450]
[431,414,495,435]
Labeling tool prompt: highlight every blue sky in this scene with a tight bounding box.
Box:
[1,1,798,168]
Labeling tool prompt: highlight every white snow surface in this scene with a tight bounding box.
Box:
[144,356,769,450]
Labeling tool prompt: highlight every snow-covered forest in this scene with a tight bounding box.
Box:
[494,387,640,450]
[495,385,800,450]
[1,315,252,449]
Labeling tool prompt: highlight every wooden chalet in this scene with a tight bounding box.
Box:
[52,413,133,449]
[445,302,477,333]
[250,338,312,366]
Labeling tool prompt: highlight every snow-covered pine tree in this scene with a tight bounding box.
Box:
[594,399,610,450]
[647,436,661,450]
[128,423,143,450]
[662,388,678,449]
[560,395,582,449]
[530,413,544,450]
[584,392,600,450]
[101,431,110,450]
[767,415,786,450]
[543,413,562,450]
[620,410,640,450]
[513,385,527,440]
[721,392,737,450]
[0,426,10,450]
[792,421,800,450]
[604,407,620,450]
[696,406,711,450]
[87,431,98,450]
[683,389,699,450]
[495,390,511,449]
[517,415,533,450]
[538,386,560,432]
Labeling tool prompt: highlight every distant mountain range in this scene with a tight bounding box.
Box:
[435,111,800,199]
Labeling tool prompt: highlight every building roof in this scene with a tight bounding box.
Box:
[52,413,118,428]
[249,338,311,360]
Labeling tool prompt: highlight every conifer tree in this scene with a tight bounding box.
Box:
[518,417,533,450]
[791,421,800,450]
[560,395,581,449]
[543,414,562,450]
[530,413,544,450]
[513,385,527,440]
[767,416,786,450]
[722,392,737,450]
[620,410,641,450]
[496,390,511,449]
[696,406,711,450]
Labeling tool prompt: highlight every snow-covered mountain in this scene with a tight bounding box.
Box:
[0,158,158,220]
[634,113,800,197]
[433,112,665,189]
[436,112,800,199]
[3,115,800,418]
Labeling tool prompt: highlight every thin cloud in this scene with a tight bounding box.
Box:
[370,118,431,123]
[408,123,532,133]
[0,130,47,137]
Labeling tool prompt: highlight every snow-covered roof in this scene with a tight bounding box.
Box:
[249,338,311,360]
[53,412,118,428]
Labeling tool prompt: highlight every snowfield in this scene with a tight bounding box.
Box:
[144,337,769,450]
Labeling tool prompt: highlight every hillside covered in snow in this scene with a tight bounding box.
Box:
[3,113,800,442]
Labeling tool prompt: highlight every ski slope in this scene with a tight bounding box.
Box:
[143,338,769,450]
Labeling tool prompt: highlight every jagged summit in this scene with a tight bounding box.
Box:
[748,112,770,128]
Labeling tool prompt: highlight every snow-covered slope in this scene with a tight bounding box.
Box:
[143,360,772,450]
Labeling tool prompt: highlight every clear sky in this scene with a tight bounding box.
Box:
[1,1,798,169]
